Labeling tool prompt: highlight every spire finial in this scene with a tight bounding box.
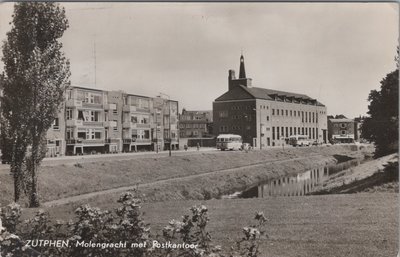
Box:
[239,53,246,79]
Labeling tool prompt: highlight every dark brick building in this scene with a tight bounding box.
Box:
[213,55,328,148]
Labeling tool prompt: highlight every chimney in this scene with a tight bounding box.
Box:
[228,69,236,91]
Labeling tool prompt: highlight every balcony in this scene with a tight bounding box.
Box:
[123,105,136,112]
[105,138,120,144]
[66,119,83,127]
[137,123,150,129]
[103,121,117,127]
[82,102,103,109]
[123,138,151,144]
[123,122,136,129]
[83,121,104,127]
[66,99,82,107]
[66,139,105,145]
[104,103,117,110]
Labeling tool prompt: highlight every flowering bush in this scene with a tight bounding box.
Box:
[1,192,268,257]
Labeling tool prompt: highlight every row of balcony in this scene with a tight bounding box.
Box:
[66,138,155,145]
[66,99,171,115]
[66,120,118,127]
[66,99,118,110]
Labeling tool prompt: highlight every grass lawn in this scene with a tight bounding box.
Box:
[141,193,398,257]
[20,192,397,257]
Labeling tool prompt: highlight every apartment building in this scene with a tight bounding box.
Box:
[327,118,356,143]
[213,55,328,148]
[179,109,213,138]
[55,86,179,155]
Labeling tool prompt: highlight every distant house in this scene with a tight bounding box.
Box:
[327,118,356,143]
[179,109,213,138]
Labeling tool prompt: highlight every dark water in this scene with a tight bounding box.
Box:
[238,159,361,198]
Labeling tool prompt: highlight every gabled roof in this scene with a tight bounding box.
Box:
[214,85,257,101]
[215,85,325,106]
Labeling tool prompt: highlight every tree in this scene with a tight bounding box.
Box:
[361,69,398,158]
[1,2,70,207]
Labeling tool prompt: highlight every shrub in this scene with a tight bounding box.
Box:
[1,193,268,257]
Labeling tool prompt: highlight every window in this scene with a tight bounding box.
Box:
[276,126,280,139]
[52,118,60,130]
[219,110,228,118]
[113,120,118,131]
[290,110,292,116]
[66,109,72,120]
[131,115,138,123]
[113,109,118,115]
[66,129,73,140]
[272,109,275,115]
[341,123,346,128]
[266,116,269,121]
[77,132,86,139]
[285,110,288,116]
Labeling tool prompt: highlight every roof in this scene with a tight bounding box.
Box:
[329,118,354,123]
[215,85,325,106]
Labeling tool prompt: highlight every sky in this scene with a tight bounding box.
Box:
[0,2,398,118]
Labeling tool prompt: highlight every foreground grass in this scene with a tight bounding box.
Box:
[21,193,397,257]
[143,193,398,257]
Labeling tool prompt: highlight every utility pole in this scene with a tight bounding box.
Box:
[159,93,171,157]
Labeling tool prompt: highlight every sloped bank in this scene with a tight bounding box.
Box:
[137,154,337,202]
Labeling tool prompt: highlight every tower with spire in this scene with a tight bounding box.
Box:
[228,54,252,91]
[239,54,246,79]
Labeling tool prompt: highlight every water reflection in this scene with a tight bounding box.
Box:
[240,159,360,198]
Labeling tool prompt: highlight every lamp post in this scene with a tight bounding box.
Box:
[158,93,171,157]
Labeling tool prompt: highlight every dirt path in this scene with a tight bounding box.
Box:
[43,154,324,207]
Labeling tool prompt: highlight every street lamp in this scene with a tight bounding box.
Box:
[158,92,172,157]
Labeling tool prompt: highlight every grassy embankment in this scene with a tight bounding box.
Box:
[312,153,398,194]
[0,145,371,207]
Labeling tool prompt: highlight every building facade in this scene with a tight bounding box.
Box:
[179,109,213,138]
[327,118,356,143]
[213,55,328,148]
[64,86,179,155]
[0,85,179,157]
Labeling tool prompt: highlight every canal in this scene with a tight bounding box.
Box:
[236,158,362,198]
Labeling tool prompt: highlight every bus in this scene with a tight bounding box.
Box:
[216,134,243,151]
[288,135,311,147]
